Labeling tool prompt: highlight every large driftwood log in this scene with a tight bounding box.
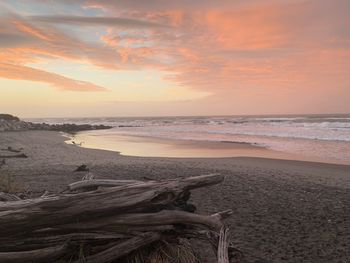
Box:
[0,244,67,263]
[67,178,144,191]
[0,174,239,262]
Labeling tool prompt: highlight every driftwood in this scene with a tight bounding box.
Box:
[0,174,237,262]
[0,192,21,202]
[218,227,230,263]
[0,146,23,153]
[0,153,28,158]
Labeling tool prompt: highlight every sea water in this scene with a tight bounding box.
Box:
[27,114,350,164]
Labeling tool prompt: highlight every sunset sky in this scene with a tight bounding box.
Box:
[1,0,349,117]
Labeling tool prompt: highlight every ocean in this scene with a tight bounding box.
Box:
[27,114,350,164]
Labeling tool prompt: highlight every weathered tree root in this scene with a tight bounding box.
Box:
[0,174,239,262]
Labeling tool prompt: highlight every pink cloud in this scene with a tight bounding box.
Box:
[0,63,107,92]
[1,0,350,108]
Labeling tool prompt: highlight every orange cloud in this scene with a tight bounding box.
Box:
[0,17,123,82]
[13,20,54,41]
[0,63,107,92]
[205,8,288,50]
[1,0,350,115]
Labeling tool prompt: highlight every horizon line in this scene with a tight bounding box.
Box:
[21,112,350,120]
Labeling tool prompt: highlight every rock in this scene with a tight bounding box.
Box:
[74,164,89,172]
[0,114,112,133]
[0,114,20,122]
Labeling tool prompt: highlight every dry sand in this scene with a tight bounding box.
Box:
[0,131,349,262]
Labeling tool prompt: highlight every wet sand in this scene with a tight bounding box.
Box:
[69,131,317,162]
[0,131,349,262]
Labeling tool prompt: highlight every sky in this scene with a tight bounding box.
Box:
[0,0,349,118]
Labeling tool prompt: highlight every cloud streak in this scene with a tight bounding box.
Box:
[0,32,37,47]
[30,15,170,28]
[0,63,107,92]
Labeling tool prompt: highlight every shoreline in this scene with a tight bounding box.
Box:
[68,130,350,165]
[1,130,349,262]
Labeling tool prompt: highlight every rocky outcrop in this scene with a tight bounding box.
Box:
[0,114,112,133]
[0,114,20,122]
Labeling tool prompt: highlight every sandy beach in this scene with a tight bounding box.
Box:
[1,131,349,262]
[2,0,350,261]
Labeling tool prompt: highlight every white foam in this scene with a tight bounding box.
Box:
[27,115,350,163]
